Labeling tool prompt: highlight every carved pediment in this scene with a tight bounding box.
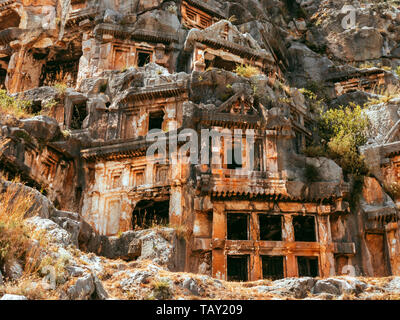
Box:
[217,90,257,116]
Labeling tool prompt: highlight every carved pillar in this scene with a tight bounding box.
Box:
[385,222,400,275]
[192,44,206,72]
[212,203,226,280]
[250,211,261,280]
[283,215,297,277]
[317,214,335,277]
[265,132,278,174]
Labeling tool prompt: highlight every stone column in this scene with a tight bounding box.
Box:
[250,211,261,280]
[265,133,278,174]
[317,214,335,277]
[283,215,297,277]
[212,203,226,280]
[385,222,400,275]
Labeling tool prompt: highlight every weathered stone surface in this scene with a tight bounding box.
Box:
[384,277,400,292]
[25,216,75,248]
[20,116,61,142]
[67,273,95,300]
[0,182,55,219]
[182,277,201,296]
[257,278,316,299]
[3,259,23,282]
[1,0,400,288]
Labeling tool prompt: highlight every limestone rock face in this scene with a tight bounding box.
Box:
[20,116,61,142]
[1,0,400,292]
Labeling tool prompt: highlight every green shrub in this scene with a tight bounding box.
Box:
[302,145,325,157]
[53,83,68,95]
[317,103,369,176]
[0,90,33,118]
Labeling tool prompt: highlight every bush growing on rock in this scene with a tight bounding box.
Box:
[0,90,33,119]
[0,184,38,270]
[234,64,260,78]
[151,279,173,300]
[315,103,369,176]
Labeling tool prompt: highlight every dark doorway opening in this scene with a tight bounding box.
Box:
[227,213,248,240]
[70,102,87,130]
[293,215,316,242]
[149,111,164,132]
[297,256,319,277]
[132,199,169,229]
[227,255,248,282]
[259,214,282,241]
[262,256,284,280]
[137,50,152,67]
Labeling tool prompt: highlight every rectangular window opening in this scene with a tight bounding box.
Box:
[297,256,319,277]
[293,215,316,242]
[149,111,164,132]
[70,102,87,130]
[137,50,152,67]
[262,256,284,280]
[227,213,248,240]
[227,255,248,282]
[259,214,282,241]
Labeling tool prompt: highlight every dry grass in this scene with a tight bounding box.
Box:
[0,89,33,119]
[234,64,260,78]
[0,182,63,299]
[0,274,59,300]
[0,181,52,275]
[365,84,400,106]
[0,184,36,268]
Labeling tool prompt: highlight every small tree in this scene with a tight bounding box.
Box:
[316,103,369,176]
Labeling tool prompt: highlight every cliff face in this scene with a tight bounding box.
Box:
[1,0,400,299]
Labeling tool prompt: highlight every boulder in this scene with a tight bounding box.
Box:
[127,239,142,259]
[25,216,75,248]
[384,277,400,292]
[312,279,342,295]
[93,274,109,300]
[20,115,61,142]
[0,181,56,219]
[312,278,365,295]
[306,157,343,183]
[182,277,201,296]
[4,259,23,282]
[136,228,177,267]
[268,277,316,299]
[67,273,95,300]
